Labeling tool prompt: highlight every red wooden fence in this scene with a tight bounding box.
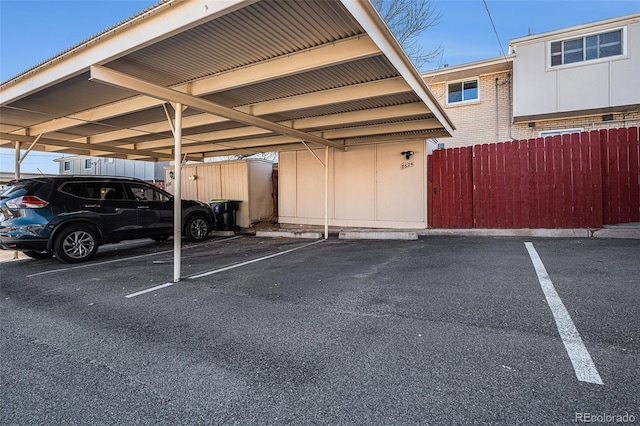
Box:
[427,127,639,229]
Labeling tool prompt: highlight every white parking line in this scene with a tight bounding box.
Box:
[125,239,324,298]
[125,282,174,298]
[525,242,604,385]
[188,239,324,279]
[25,236,242,278]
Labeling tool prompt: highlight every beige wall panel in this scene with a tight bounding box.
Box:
[513,42,557,117]
[196,164,222,203]
[278,151,297,218]
[611,21,640,106]
[376,141,425,222]
[180,166,199,200]
[296,150,325,219]
[334,146,375,220]
[220,162,248,201]
[558,62,610,112]
[248,160,274,224]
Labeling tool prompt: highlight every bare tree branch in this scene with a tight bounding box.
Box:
[371,0,442,70]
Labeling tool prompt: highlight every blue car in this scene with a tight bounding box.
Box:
[0,176,215,263]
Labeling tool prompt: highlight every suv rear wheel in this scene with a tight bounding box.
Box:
[54,225,99,263]
[184,215,210,242]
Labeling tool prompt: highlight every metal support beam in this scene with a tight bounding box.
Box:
[90,65,346,152]
[19,134,42,164]
[0,132,202,162]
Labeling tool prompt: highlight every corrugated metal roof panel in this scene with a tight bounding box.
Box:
[107,0,365,87]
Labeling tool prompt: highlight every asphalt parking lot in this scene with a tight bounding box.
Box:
[1,235,638,424]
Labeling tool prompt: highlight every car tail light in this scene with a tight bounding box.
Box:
[6,195,49,209]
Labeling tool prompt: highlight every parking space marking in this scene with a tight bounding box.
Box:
[125,282,174,298]
[188,239,324,279]
[124,239,324,298]
[525,242,604,385]
[25,236,242,278]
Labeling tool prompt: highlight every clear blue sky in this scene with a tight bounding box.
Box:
[1,0,639,173]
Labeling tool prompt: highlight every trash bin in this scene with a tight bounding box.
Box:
[209,199,241,231]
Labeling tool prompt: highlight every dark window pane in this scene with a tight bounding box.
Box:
[551,54,562,66]
[463,80,478,100]
[585,35,598,60]
[563,38,583,64]
[448,82,462,103]
[551,41,562,54]
[599,30,622,57]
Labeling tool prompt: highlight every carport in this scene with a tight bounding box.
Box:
[0,0,454,282]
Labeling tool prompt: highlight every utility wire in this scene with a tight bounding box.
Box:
[482,0,509,64]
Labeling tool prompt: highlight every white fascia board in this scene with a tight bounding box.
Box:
[0,0,255,105]
[509,12,640,46]
[340,0,455,134]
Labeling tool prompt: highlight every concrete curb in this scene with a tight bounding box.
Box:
[417,229,590,238]
[339,231,418,240]
[255,230,323,239]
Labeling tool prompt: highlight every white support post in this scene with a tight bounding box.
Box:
[14,141,20,259]
[14,141,20,179]
[173,103,183,283]
[324,146,329,240]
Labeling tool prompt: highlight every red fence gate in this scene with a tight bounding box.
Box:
[427,127,639,229]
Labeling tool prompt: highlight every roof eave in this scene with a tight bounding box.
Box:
[340,0,455,134]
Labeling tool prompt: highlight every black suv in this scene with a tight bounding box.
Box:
[0,176,215,263]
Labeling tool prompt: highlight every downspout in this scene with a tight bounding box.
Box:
[495,78,499,142]
[497,73,517,141]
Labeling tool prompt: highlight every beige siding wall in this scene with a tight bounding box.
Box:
[164,159,273,228]
[279,140,427,229]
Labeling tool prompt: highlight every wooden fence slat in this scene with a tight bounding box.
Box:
[428,151,436,226]
[629,127,640,222]
[519,140,530,228]
[590,130,604,228]
[551,135,564,228]
[561,134,573,227]
[579,132,593,227]
[571,133,584,227]
[541,137,553,228]
[506,141,518,228]
[461,147,474,227]
[495,143,505,228]
[528,139,539,228]
[618,128,631,223]
[480,144,490,228]
[608,129,621,224]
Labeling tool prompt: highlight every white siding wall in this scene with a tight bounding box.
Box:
[279,140,427,229]
[513,18,640,119]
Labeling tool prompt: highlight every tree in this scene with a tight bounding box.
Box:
[371,0,442,70]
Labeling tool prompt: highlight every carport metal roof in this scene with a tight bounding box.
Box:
[0,0,454,161]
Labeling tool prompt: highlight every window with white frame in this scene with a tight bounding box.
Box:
[447,79,479,104]
[550,29,623,67]
[63,161,71,172]
[539,128,584,138]
[84,159,93,169]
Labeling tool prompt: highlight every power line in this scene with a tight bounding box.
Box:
[482,0,509,63]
